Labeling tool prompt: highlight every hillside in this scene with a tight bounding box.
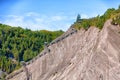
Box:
[73,6,120,30]
[2,6,120,80]
[5,19,120,80]
[0,24,64,75]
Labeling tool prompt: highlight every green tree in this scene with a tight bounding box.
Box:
[76,14,82,23]
[119,5,120,9]
[0,17,64,73]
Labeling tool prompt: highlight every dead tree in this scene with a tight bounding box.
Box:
[44,42,50,53]
[21,61,31,80]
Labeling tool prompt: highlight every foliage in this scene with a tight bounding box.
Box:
[0,24,64,73]
[111,8,120,25]
[76,14,82,23]
[73,6,120,30]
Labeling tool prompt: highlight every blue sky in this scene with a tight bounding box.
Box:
[0,0,120,31]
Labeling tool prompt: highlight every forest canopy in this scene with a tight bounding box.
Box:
[0,24,64,73]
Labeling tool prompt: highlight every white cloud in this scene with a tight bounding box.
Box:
[1,12,75,31]
[81,14,88,18]
[51,16,67,21]
[1,11,102,31]
[35,18,44,22]
[25,12,40,17]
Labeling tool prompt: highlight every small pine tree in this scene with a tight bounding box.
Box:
[119,5,120,9]
[76,14,81,23]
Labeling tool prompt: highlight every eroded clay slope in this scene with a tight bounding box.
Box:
[6,20,120,80]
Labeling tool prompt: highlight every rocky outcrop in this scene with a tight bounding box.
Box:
[6,20,120,80]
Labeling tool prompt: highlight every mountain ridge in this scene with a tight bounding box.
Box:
[6,20,120,80]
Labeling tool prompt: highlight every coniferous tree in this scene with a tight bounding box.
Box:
[76,14,81,23]
[0,24,64,73]
[119,5,120,9]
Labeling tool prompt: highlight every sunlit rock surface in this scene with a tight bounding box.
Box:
[7,20,120,80]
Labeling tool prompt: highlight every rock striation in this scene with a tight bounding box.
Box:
[6,20,120,80]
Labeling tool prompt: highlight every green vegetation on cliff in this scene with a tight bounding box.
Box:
[0,24,64,73]
[73,5,120,30]
[1,5,120,75]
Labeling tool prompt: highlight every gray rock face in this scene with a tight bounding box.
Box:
[0,70,3,78]
[7,20,120,80]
